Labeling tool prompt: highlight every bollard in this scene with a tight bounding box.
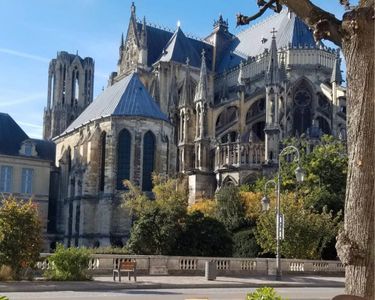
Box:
[205,261,216,281]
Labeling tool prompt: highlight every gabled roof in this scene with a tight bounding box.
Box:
[218,10,316,71]
[159,27,202,68]
[61,72,169,136]
[136,23,213,70]
[0,113,28,155]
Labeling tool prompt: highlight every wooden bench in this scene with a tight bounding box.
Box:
[113,261,137,282]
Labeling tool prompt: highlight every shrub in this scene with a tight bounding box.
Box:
[233,229,260,258]
[246,287,286,300]
[0,265,12,281]
[176,211,233,257]
[0,296,9,300]
[44,244,91,281]
[0,196,42,279]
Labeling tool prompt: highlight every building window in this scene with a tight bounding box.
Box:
[142,131,155,191]
[21,168,33,194]
[117,129,131,190]
[24,143,33,156]
[0,166,13,193]
[99,132,106,192]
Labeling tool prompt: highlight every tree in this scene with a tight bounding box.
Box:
[256,194,341,259]
[0,196,42,279]
[238,2,374,297]
[176,211,233,257]
[215,185,246,232]
[124,175,188,255]
[126,206,180,255]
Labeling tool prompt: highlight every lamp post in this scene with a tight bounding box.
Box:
[262,145,305,281]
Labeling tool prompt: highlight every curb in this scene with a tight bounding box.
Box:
[0,280,345,293]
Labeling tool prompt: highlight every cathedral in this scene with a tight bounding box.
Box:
[44,3,346,247]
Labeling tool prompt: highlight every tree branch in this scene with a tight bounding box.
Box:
[237,0,344,47]
[237,0,277,26]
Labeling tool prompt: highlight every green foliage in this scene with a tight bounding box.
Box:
[44,244,91,281]
[233,229,260,258]
[124,175,188,255]
[0,296,9,300]
[0,196,42,279]
[176,211,233,257]
[246,287,286,300]
[256,195,341,259]
[215,185,246,232]
[249,136,347,215]
[126,206,180,255]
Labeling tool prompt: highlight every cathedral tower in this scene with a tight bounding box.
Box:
[43,51,94,140]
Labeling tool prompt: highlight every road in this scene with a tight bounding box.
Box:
[3,287,344,300]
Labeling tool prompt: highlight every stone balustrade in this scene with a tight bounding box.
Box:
[215,142,264,170]
[37,254,345,277]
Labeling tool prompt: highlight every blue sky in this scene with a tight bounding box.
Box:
[0,0,348,138]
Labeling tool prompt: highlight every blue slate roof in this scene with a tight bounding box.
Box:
[0,113,55,160]
[0,113,28,156]
[137,23,213,70]
[218,11,316,71]
[61,72,169,136]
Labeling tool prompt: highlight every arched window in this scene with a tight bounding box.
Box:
[316,116,331,135]
[165,136,169,174]
[293,81,313,136]
[99,132,106,192]
[117,129,131,190]
[142,131,155,191]
[251,121,266,141]
[67,147,72,173]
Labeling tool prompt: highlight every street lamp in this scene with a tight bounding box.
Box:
[261,145,305,281]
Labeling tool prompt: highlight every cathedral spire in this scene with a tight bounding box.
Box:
[140,16,147,49]
[194,49,208,102]
[331,49,343,85]
[266,28,280,86]
[180,58,192,108]
[279,54,287,82]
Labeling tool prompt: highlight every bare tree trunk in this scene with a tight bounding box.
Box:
[336,5,374,298]
[238,1,374,297]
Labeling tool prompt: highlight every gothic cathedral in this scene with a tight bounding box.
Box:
[44,3,346,247]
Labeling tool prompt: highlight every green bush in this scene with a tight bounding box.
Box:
[246,287,286,300]
[233,229,260,258]
[0,197,42,279]
[0,296,9,300]
[44,244,91,281]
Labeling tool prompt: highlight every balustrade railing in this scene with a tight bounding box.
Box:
[36,254,344,277]
[215,142,264,170]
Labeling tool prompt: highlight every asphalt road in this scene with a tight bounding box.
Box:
[3,287,344,300]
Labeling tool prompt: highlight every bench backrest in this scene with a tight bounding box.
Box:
[119,261,136,270]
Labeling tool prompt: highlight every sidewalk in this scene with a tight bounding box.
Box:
[0,275,345,292]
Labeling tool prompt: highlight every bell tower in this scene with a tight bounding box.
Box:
[43,51,94,140]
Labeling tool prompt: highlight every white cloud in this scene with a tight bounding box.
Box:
[0,93,45,108]
[17,121,43,129]
[0,48,49,63]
